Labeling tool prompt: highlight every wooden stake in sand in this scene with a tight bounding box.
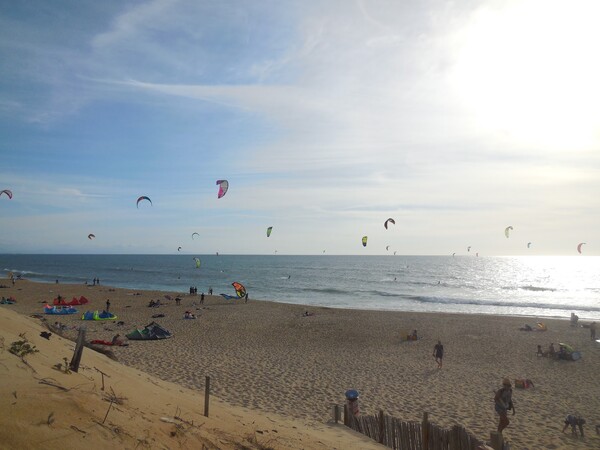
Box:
[94,367,111,391]
[204,376,210,417]
[69,326,86,373]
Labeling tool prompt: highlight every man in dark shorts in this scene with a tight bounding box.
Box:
[433,340,444,369]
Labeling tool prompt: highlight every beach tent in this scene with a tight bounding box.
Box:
[126,322,172,340]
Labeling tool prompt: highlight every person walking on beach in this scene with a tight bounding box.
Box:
[200,292,205,305]
[105,299,111,312]
[244,292,249,303]
[494,378,515,433]
[590,322,597,341]
[433,340,444,369]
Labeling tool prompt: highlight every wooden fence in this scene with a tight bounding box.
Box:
[340,407,485,450]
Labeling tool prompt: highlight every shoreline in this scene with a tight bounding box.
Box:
[5,276,587,322]
[2,278,600,448]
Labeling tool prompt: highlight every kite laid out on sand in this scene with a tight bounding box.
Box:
[216,180,229,198]
[505,226,513,238]
[136,196,152,208]
[384,218,395,229]
[88,234,95,240]
[362,236,368,247]
[0,189,12,199]
[577,242,586,254]
[267,226,273,237]
[126,322,172,340]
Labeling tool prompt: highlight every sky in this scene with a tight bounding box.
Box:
[1,0,599,255]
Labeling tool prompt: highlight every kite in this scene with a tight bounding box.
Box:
[362,236,368,247]
[386,245,390,251]
[0,189,12,199]
[504,226,513,238]
[178,247,182,252]
[384,218,395,229]
[452,252,456,257]
[393,251,397,255]
[216,180,229,199]
[192,232,200,240]
[577,243,586,254]
[88,234,95,240]
[527,242,532,248]
[267,226,273,237]
[136,196,152,208]
[232,281,246,298]
[193,257,201,268]
[467,246,471,252]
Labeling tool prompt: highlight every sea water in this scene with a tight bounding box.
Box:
[1,254,599,320]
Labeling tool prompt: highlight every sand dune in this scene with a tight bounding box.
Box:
[1,279,600,449]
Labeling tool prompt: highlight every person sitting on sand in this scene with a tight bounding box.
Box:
[184,311,196,319]
[536,345,545,357]
[409,330,418,341]
[563,414,586,437]
[111,334,123,345]
[548,342,556,358]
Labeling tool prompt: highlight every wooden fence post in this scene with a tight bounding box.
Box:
[422,411,429,450]
[378,409,385,444]
[69,326,86,373]
[490,431,503,450]
[204,376,210,417]
[333,404,340,423]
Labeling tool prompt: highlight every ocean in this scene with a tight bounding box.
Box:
[2,254,599,320]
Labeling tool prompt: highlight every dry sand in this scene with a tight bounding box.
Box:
[2,279,600,449]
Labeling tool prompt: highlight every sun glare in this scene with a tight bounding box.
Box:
[450,0,600,150]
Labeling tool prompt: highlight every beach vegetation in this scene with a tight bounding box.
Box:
[9,337,38,358]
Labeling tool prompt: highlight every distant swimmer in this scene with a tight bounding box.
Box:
[288,275,291,279]
[394,277,397,281]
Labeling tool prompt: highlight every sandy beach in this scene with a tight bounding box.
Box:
[2,279,600,449]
